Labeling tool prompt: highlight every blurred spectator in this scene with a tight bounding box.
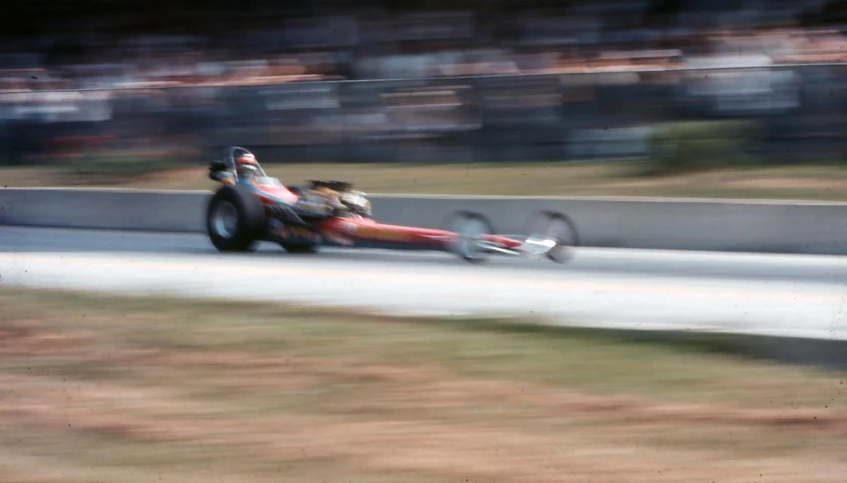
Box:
[3,0,847,165]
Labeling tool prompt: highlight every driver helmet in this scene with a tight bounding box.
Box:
[235,152,258,181]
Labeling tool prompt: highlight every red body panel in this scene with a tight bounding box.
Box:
[253,183,300,204]
[315,216,523,250]
[483,234,524,249]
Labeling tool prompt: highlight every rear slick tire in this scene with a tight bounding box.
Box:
[206,185,267,252]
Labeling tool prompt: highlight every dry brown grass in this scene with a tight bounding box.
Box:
[1,287,847,482]
[8,161,847,200]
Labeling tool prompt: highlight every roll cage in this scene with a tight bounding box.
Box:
[208,146,269,183]
[208,146,358,194]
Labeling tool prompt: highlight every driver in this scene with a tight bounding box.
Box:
[235,152,259,183]
[231,151,325,228]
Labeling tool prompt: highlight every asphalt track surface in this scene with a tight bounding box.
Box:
[2,226,847,341]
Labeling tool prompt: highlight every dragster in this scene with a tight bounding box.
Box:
[206,146,579,263]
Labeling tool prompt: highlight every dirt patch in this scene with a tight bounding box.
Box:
[3,371,846,483]
[0,322,93,356]
[83,347,847,434]
[6,344,847,483]
[131,166,208,187]
[8,315,847,435]
[723,177,847,190]
[12,161,847,201]
[4,289,847,482]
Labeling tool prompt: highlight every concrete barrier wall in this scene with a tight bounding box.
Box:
[0,188,212,233]
[371,195,847,255]
[4,187,847,255]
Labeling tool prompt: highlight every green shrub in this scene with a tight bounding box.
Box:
[647,120,760,175]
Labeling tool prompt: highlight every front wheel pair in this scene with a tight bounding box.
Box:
[447,210,579,264]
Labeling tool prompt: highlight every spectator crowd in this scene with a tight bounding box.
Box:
[2,0,847,165]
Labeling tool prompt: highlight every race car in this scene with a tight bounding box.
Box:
[205,146,579,263]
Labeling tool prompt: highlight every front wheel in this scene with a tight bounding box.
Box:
[525,211,579,263]
[446,211,495,263]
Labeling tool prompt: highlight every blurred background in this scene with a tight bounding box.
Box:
[4,0,847,170]
[6,4,847,482]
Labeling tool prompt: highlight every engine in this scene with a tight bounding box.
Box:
[339,190,372,218]
[294,179,372,219]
